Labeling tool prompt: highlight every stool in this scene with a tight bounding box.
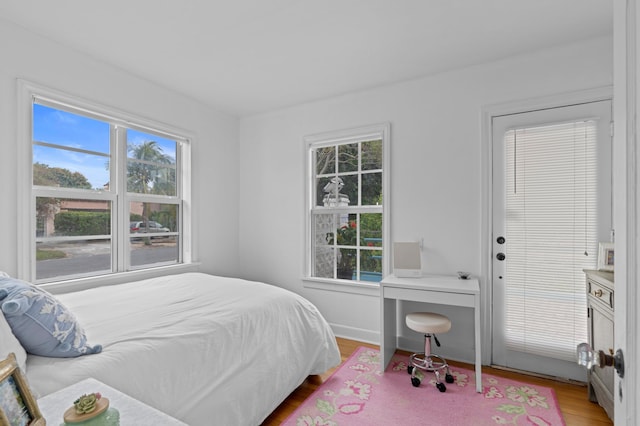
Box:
[406,312,454,392]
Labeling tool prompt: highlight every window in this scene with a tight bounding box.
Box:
[305,124,390,286]
[20,84,191,284]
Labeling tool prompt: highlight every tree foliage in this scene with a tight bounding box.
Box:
[33,162,92,189]
[127,141,175,196]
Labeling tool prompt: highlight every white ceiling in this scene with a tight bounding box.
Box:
[0,0,612,116]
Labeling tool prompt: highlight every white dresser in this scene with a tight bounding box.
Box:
[584,269,614,420]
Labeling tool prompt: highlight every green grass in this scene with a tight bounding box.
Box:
[36,249,66,261]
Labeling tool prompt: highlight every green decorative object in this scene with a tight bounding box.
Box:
[75,393,99,414]
[62,408,120,426]
[64,393,112,424]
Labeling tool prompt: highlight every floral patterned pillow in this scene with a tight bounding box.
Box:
[0,276,102,358]
[0,309,27,371]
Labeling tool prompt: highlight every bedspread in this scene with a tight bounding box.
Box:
[25,273,340,425]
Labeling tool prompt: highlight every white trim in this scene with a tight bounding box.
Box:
[331,323,380,346]
[16,80,35,280]
[480,86,613,365]
[302,277,380,297]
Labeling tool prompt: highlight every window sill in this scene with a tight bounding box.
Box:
[41,263,201,294]
[302,277,380,297]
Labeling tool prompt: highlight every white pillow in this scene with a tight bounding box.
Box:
[0,310,28,373]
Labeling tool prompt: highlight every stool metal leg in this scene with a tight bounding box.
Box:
[407,333,455,392]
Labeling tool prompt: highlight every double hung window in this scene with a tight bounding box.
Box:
[22,85,190,283]
[305,124,390,285]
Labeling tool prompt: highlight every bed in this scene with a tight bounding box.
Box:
[19,272,341,425]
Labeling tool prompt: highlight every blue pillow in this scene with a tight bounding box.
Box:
[0,276,101,358]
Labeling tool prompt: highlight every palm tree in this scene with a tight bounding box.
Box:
[128,141,175,240]
[128,141,174,195]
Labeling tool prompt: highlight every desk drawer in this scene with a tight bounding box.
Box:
[588,279,613,310]
[383,286,475,307]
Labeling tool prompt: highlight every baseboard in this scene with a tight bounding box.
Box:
[330,323,379,346]
[328,324,476,365]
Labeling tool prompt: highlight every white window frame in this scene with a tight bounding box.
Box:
[303,123,390,296]
[17,80,195,291]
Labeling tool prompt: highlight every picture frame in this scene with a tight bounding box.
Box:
[0,353,45,426]
[597,242,615,272]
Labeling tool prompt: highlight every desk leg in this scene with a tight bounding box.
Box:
[380,297,397,372]
[474,295,482,393]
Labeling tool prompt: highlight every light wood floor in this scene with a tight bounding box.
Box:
[262,337,613,426]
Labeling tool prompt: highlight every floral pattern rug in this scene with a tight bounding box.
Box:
[282,347,565,426]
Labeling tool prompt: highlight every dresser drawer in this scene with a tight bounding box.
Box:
[588,279,613,310]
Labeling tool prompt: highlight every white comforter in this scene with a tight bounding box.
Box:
[26,273,340,425]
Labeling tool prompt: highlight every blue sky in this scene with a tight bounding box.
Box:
[33,104,176,189]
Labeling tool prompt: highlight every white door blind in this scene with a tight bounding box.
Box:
[504,120,598,362]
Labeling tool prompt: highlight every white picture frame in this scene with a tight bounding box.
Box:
[597,242,614,272]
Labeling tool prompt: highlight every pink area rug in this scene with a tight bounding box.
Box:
[283,347,565,426]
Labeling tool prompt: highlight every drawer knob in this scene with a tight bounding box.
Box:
[594,289,603,297]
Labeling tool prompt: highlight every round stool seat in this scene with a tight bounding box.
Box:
[406,312,451,334]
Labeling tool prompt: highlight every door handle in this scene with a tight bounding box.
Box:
[496,253,506,261]
[576,343,625,378]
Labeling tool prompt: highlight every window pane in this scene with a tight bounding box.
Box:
[315,146,335,176]
[313,213,335,278]
[33,146,109,190]
[33,104,110,153]
[316,176,351,207]
[338,143,358,173]
[360,249,382,282]
[361,213,382,247]
[338,248,356,280]
[362,139,382,170]
[129,201,178,269]
[341,175,358,206]
[36,240,111,280]
[36,197,111,237]
[130,235,178,268]
[130,202,178,233]
[327,214,357,246]
[127,130,177,196]
[362,172,382,205]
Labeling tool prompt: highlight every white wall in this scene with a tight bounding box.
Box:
[0,19,240,279]
[238,36,614,362]
[0,17,614,363]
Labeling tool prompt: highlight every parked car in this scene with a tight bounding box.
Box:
[130,221,170,233]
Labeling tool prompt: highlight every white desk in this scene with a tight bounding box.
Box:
[37,378,187,425]
[380,274,482,392]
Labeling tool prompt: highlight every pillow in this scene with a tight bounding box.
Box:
[0,276,102,358]
[0,310,27,372]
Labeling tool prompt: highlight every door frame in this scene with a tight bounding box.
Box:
[480,86,613,364]
[613,1,638,423]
